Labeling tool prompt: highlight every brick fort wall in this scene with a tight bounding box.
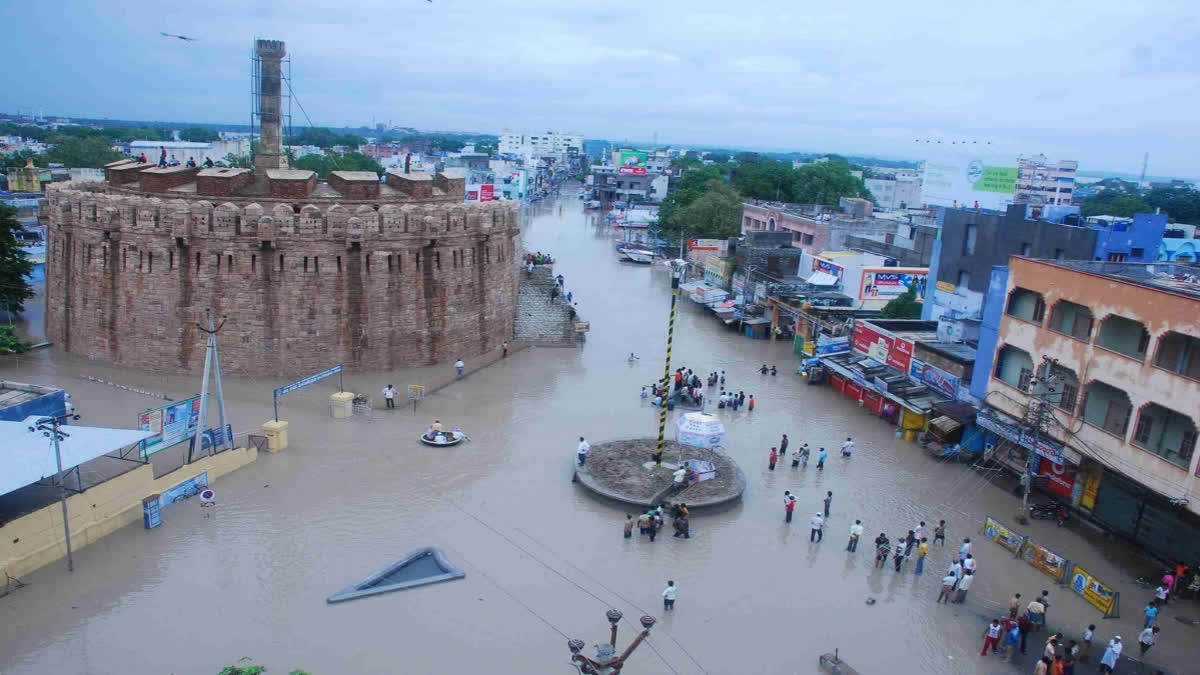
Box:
[41,182,521,375]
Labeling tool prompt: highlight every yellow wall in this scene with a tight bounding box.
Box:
[0,447,256,578]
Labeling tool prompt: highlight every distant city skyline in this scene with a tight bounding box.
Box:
[2,0,1198,178]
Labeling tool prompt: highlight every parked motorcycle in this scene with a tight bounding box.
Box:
[1028,501,1070,526]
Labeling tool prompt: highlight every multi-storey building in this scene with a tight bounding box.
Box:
[1015,154,1078,206]
[981,258,1200,562]
[497,130,584,158]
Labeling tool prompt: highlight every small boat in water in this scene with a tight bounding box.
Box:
[419,427,468,446]
[621,250,655,264]
[584,200,602,209]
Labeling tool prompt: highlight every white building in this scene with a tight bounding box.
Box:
[1015,154,1078,206]
[864,176,921,211]
[498,130,584,157]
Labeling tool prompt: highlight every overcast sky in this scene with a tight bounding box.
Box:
[3,0,1198,176]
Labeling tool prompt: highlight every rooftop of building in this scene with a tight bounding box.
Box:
[916,340,978,364]
[860,319,940,342]
[1030,259,1200,301]
[0,381,61,411]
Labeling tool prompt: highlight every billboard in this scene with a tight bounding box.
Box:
[921,154,1018,210]
[479,184,494,202]
[617,150,648,176]
[852,322,893,363]
[811,257,844,281]
[859,268,927,302]
[138,396,202,458]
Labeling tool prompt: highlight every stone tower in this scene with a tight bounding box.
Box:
[254,39,289,174]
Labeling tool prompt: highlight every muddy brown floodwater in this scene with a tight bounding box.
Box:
[0,192,1189,675]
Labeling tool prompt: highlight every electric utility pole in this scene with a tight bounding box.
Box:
[568,609,657,674]
[189,310,230,462]
[30,410,83,571]
[1021,356,1060,514]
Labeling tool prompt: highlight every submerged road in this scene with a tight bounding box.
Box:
[0,193,1187,674]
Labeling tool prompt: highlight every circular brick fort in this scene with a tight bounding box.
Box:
[42,40,520,376]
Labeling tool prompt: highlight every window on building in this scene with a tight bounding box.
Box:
[1096,315,1150,361]
[1005,287,1046,323]
[1054,248,1066,261]
[802,233,815,245]
[1048,300,1094,340]
[1080,381,1132,437]
[1154,331,1200,380]
[963,224,978,255]
[1131,403,1197,468]
[994,345,1034,390]
[1131,247,1145,259]
[1106,253,1127,262]
[957,270,970,288]
[1021,242,1032,256]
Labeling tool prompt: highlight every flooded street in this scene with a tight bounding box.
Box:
[0,194,1188,674]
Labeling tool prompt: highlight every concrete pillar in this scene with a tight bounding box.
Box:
[261,419,289,452]
[330,391,354,419]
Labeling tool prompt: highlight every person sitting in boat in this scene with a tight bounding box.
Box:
[424,426,437,441]
[432,420,444,432]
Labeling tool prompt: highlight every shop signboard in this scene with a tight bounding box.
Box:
[617,150,648,175]
[859,268,928,302]
[689,238,723,252]
[1070,564,1119,616]
[812,257,845,281]
[915,360,959,398]
[852,322,893,359]
[888,338,914,373]
[982,515,1026,555]
[138,396,202,458]
[479,184,494,202]
[1037,456,1076,499]
[1079,472,1100,510]
[814,338,850,356]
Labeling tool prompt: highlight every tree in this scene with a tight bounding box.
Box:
[292,151,383,179]
[790,162,872,204]
[180,127,221,142]
[659,179,742,243]
[879,283,922,319]
[0,326,30,355]
[286,127,366,149]
[0,205,35,315]
[43,135,123,168]
[1079,192,1152,218]
[1,149,45,169]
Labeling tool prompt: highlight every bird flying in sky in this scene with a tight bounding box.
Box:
[160,32,199,42]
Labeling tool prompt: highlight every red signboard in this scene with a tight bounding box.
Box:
[1038,457,1076,499]
[862,389,883,414]
[479,184,495,202]
[888,338,914,373]
[829,373,845,393]
[852,323,893,360]
[844,381,863,401]
[617,166,647,176]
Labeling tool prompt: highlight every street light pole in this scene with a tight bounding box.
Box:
[655,262,683,467]
[568,610,657,674]
[31,412,82,572]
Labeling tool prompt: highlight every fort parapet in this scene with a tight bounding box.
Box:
[41,179,521,375]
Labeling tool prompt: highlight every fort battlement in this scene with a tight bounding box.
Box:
[42,181,521,375]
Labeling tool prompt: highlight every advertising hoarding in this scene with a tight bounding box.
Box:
[138,396,202,458]
[889,338,914,373]
[983,515,1026,554]
[852,322,893,363]
[859,268,928,302]
[1037,456,1077,499]
[617,150,648,175]
[479,184,494,202]
[920,153,1018,210]
[812,257,845,281]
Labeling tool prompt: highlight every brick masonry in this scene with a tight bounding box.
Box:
[42,181,521,376]
[515,266,578,343]
[197,168,254,198]
[328,171,381,200]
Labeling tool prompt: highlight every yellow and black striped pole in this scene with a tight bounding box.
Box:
[655,263,683,466]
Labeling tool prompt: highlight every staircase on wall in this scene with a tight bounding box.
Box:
[514,266,577,344]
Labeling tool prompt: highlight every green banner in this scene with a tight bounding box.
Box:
[974,166,1017,194]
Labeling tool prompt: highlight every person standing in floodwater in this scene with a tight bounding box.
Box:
[382,384,396,409]
[824,491,833,518]
[577,437,590,466]
[455,358,465,378]
[915,537,928,574]
[784,491,796,522]
[816,447,827,470]
[933,519,947,546]
[623,515,634,538]
[809,512,824,542]
[768,447,778,471]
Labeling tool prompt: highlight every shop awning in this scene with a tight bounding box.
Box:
[807,271,839,286]
[0,419,153,497]
[929,415,963,435]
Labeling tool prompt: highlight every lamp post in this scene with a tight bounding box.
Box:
[654,261,684,466]
[568,610,657,674]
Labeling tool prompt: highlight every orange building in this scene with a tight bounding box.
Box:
[984,257,1200,561]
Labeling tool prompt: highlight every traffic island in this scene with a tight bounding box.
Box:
[574,439,746,511]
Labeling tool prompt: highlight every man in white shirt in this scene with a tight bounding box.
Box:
[949,560,963,584]
[382,384,396,409]
[455,358,465,378]
[662,580,676,611]
[577,437,590,466]
[954,571,974,603]
[914,521,926,541]
[841,437,854,457]
[959,537,972,561]
[809,513,824,542]
[847,519,864,552]
[672,467,687,493]
[1137,626,1159,657]
[963,554,977,574]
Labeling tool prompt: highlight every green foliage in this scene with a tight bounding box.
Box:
[728,158,871,204]
[1,149,44,169]
[292,152,384,179]
[42,136,124,168]
[0,205,35,315]
[658,172,742,243]
[180,127,221,142]
[1079,192,1152,218]
[705,151,731,164]
[286,127,366,149]
[1145,188,1200,223]
[879,283,922,319]
[670,155,703,171]
[0,326,31,355]
[216,659,310,675]
[473,138,497,155]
